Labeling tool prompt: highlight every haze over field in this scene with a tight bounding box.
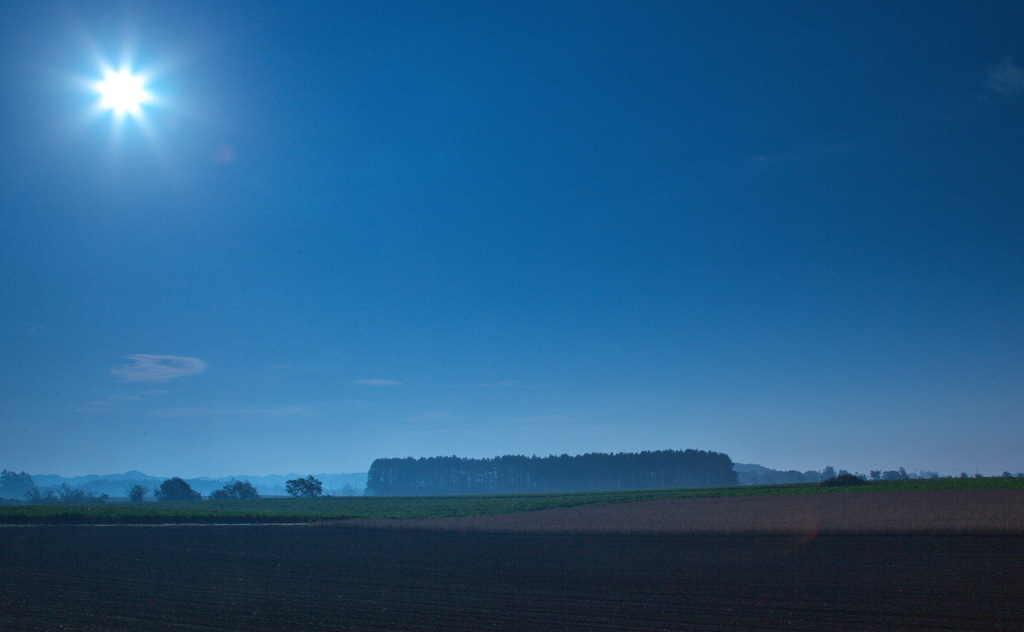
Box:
[1,2,1022,478]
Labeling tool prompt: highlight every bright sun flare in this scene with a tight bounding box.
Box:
[95,69,151,115]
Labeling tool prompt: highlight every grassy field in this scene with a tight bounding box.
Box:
[1,476,1022,524]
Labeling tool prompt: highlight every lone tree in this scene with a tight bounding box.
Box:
[0,469,36,500]
[209,479,260,501]
[285,475,323,498]
[126,484,148,502]
[155,477,201,501]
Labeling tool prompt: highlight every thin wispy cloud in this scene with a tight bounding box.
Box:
[112,355,207,382]
[68,390,168,412]
[108,391,168,401]
[472,380,537,389]
[987,57,1024,94]
[151,406,313,418]
[67,402,112,413]
[503,413,583,426]
[406,411,449,423]
[355,379,403,387]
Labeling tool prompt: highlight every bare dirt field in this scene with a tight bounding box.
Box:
[345,488,1024,534]
[2,490,1022,631]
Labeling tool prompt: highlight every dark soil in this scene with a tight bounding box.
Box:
[350,488,1024,534]
[2,526,1022,631]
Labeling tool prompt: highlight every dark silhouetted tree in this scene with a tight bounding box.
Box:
[820,466,837,481]
[126,484,148,502]
[286,475,323,498]
[56,483,107,504]
[0,470,36,499]
[820,473,866,487]
[23,486,55,503]
[22,483,106,504]
[209,479,260,500]
[155,477,201,501]
[882,469,908,481]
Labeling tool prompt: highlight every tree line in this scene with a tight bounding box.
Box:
[0,470,111,504]
[365,449,739,496]
[735,464,1024,485]
[0,470,325,503]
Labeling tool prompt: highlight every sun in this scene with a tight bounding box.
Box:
[95,68,151,116]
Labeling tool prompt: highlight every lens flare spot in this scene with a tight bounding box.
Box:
[95,69,151,115]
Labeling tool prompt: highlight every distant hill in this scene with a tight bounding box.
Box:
[15,472,368,499]
[30,470,158,488]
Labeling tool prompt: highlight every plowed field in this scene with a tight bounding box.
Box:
[2,524,1022,631]
[346,488,1024,534]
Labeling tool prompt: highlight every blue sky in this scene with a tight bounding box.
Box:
[1,1,1022,478]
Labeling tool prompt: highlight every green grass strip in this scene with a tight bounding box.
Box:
[2,476,1022,525]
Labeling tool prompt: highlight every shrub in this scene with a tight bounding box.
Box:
[23,484,107,504]
[155,477,201,501]
[820,474,867,487]
[126,484,148,502]
[209,480,260,501]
